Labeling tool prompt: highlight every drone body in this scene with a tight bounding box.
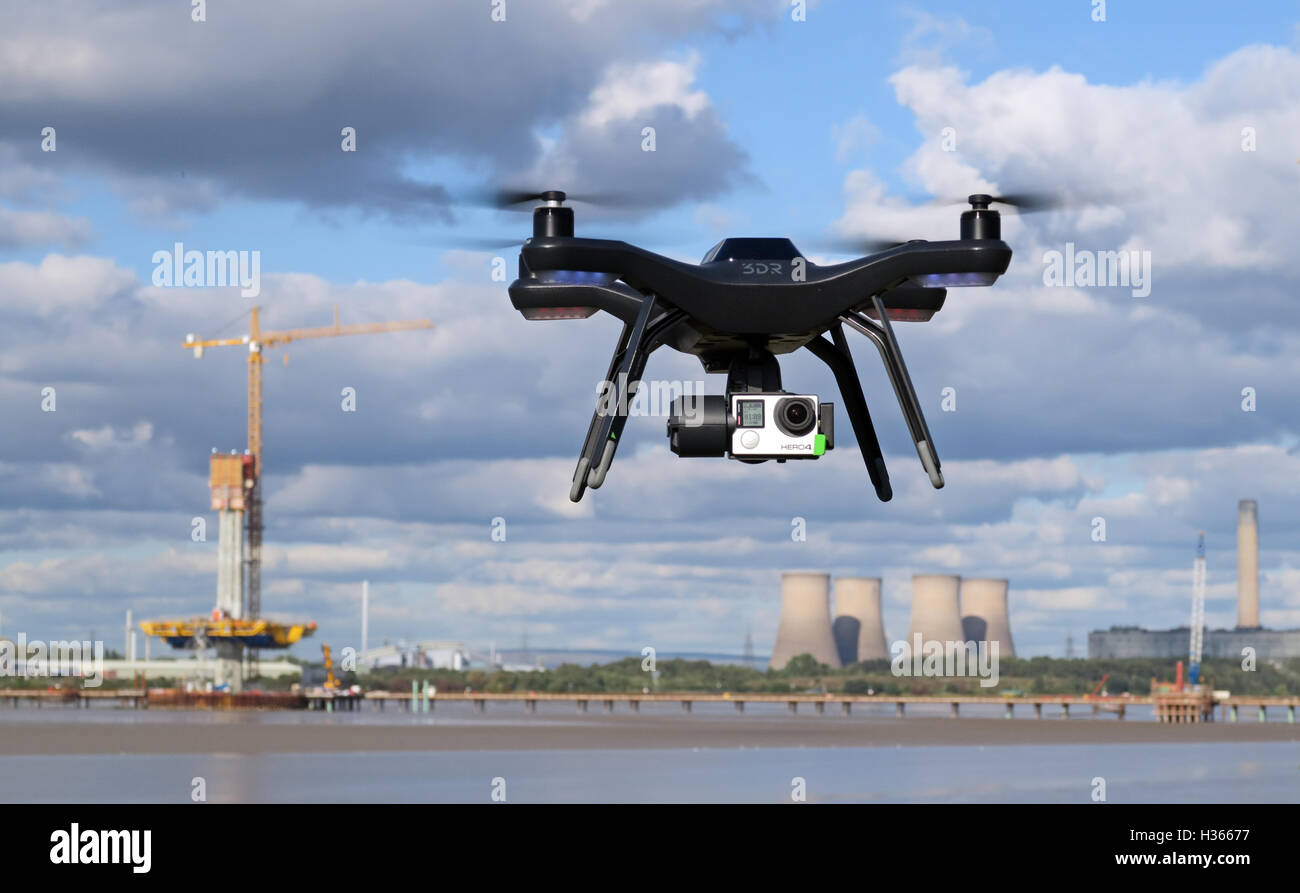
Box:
[506,191,1014,503]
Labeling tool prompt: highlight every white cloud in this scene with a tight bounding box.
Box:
[0,254,135,317]
[0,206,92,249]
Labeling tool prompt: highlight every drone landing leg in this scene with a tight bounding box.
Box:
[840,298,944,489]
[569,295,660,502]
[586,305,687,491]
[805,326,892,502]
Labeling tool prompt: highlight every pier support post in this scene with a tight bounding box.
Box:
[1004,703,1013,720]
[1230,705,1238,723]
[681,700,692,713]
[1259,706,1267,723]
[841,702,851,717]
[577,700,588,713]
[1289,705,1295,724]
[1061,703,1070,719]
[1117,704,1126,720]
[787,701,798,715]
[895,702,904,717]
[734,701,744,714]
[950,702,959,719]
[815,701,825,715]
[603,700,614,714]
[629,700,639,713]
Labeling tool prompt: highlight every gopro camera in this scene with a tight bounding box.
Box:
[667,392,833,461]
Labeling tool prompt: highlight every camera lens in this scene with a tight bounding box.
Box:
[775,397,816,437]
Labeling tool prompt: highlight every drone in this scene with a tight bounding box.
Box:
[502,190,1018,503]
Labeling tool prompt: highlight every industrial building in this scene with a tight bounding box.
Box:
[1089,499,1300,661]
[770,571,1018,669]
[1089,626,1300,660]
[357,641,470,671]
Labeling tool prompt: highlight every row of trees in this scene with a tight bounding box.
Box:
[354,654,1299,697]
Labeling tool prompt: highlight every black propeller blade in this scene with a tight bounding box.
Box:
[943,191,1118,213]
[465,187,650,212]
[457,235,525,250]
[814,236,918,256]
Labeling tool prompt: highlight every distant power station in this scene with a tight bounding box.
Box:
[770,572,1016,669]
[1090,499,1300,660]
[770,572,840,669]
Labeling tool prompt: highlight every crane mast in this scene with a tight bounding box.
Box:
[1189,531,1206,685]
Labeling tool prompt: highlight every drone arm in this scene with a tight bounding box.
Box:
[840,295,944,489]
[804,328,892,502]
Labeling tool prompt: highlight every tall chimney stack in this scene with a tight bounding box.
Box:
[1237,499,1259,629]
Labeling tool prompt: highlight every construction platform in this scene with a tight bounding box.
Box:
[140,617,317,650]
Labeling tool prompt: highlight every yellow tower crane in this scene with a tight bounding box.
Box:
[184,305,434,666]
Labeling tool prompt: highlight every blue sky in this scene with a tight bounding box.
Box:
[1,0,1298,662]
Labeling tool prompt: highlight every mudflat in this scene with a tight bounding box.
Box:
[1,714,1297,755]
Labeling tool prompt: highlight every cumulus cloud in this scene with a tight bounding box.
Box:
[842,46,1300,278]
[0,206,92,249]
[0,0,772,221]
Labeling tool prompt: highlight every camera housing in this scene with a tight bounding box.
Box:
[667,392,833,461]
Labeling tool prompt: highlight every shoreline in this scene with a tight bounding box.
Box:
[1,714,1297,756]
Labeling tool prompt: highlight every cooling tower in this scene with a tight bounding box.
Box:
[960,578,1015,657]
[1237,499,1259,629]
[906,574,964,647]
[769,572,841,669]
[833,577,889,663]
